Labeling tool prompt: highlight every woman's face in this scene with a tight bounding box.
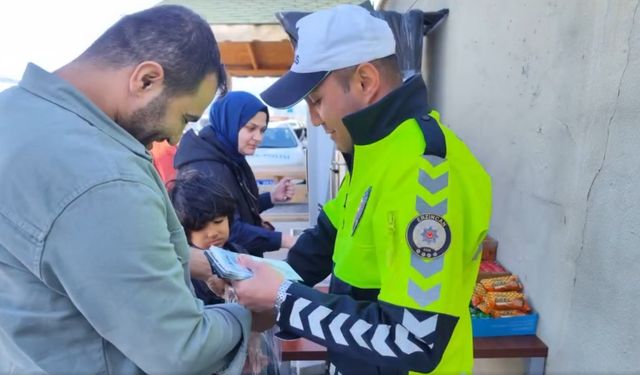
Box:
[237,111,267,156]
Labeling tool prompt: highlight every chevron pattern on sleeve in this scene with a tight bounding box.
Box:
[286,297,442,359]
[408,155,450,307]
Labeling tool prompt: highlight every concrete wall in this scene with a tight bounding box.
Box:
[383,0,640,373]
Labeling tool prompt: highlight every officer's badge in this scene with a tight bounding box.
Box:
[351,186,372,236]
[406,213,451,258]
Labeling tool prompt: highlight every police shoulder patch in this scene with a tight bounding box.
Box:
[406,213,451,258]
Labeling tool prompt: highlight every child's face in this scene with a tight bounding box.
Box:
[189,216,230,249]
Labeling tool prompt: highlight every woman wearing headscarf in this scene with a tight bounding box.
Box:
[174,91,296,257]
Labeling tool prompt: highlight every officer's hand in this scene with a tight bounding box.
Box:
[232,256,284,312]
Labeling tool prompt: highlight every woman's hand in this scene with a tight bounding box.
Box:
[280,234,297,249]
[270,177,295,203]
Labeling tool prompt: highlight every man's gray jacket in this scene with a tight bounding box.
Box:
[0,64,250,375]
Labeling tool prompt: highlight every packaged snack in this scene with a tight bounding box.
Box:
[481,235,498,261]
[471,283,487,307]
[480,275,523,292]
[485,292,531,312]
[476,302,493,315]
[479,261,508,273]
[490,309,527,318]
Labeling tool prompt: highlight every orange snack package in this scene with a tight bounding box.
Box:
[485,292,531,312]
[490,309,527,318]
[480,275,524,292]
[477,302,493,315]
[471,283,487,307]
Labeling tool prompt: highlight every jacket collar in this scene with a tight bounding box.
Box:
[343,74,429,146]
[19,63,150,159]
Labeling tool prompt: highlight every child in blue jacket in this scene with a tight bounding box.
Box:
[168,172,277,374]
[168,172,245,304]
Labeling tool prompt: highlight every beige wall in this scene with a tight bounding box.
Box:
[211,24,288,42]
[384,0,640,373]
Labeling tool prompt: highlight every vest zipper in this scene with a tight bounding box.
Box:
[387,211,397,267]
[341,192,348,231]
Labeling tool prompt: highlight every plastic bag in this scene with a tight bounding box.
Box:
[242,328,281,375]
[224,287,281,375]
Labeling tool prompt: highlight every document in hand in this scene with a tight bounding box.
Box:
[204,246,303,281]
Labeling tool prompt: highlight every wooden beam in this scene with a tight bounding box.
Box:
[246,42,259,70]
[280,335,549,361]
[227,68,288,77]
[219,40,293,77]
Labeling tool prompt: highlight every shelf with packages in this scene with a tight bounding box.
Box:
[472,235,538,337]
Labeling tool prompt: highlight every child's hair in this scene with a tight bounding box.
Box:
[167,172,237,238]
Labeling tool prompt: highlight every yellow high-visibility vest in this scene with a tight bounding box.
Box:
[323,110,492,374]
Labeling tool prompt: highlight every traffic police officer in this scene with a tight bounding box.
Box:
[233,5,492,374]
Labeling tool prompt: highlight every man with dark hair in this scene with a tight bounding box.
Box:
[0,5,255,375]
[232,4,492,375]
[79,5,227,98]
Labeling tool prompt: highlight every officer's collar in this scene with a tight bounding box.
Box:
[343,74,428,146]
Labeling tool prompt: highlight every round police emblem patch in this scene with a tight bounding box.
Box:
[406,213,451,258]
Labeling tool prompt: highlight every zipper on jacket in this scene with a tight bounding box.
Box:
[387,211,397,267]
[341,194,347,231]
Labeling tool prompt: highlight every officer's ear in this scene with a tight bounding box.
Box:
[353,62,381,105]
